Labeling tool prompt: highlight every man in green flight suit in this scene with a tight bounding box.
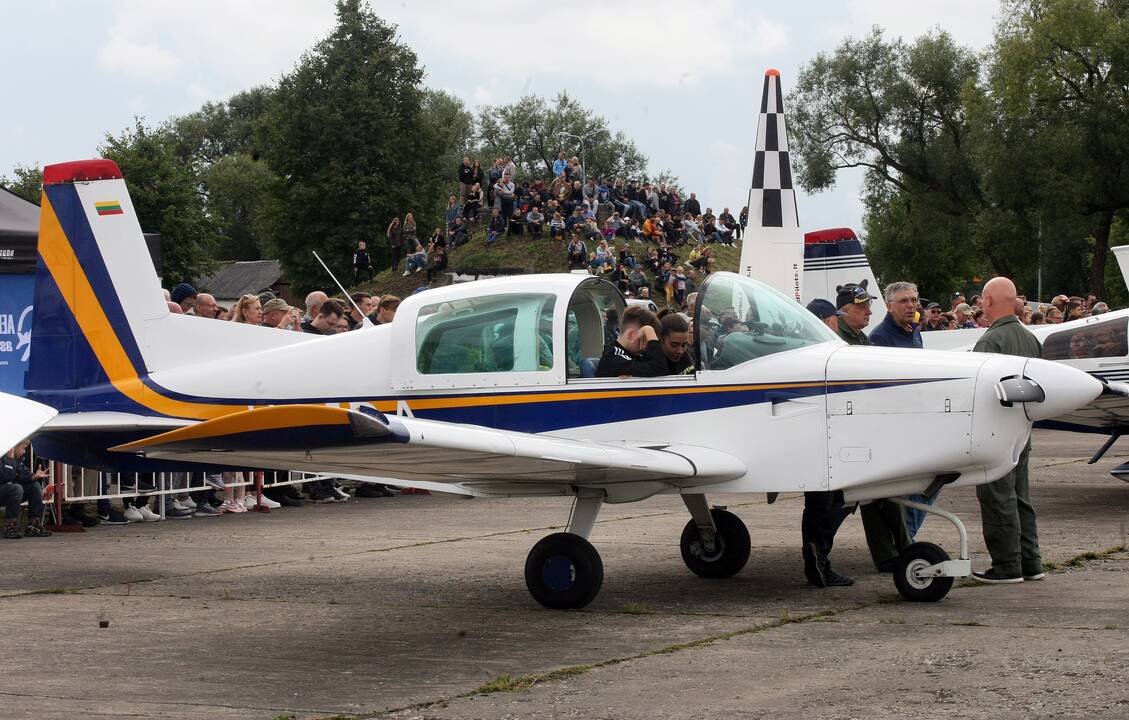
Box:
[834,281,913,572]
[971,277,1044,584]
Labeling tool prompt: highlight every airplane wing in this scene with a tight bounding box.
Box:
[41,412,195,432]
[110,405,747,492]
[0,393,59,452]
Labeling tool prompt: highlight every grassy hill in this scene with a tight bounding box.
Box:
[351,218,743,303]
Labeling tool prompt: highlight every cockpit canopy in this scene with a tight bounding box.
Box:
[695,272,837,370]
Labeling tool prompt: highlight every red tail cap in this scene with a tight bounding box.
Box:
[43,159,123,185]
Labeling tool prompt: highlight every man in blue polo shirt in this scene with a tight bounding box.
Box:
[868,281,932,540]
[868,281,923,349]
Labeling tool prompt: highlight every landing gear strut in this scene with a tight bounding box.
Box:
[887,497,971,602]
[679,494,751,578]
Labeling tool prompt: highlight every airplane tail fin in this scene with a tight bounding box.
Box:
[738,69,804,301]
[27,160,169,403]
[801,227,886,331]
[25,159,304,417]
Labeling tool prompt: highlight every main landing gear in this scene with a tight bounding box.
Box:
[524,493,752,609]
[886,497,972,602]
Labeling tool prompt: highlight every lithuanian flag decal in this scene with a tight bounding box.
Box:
[95,201,123,216]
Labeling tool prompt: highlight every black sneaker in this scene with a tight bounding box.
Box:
[1023,570,1046,581]
[802,542,826,588]
[971,568,1023,584]
[823,567,855,586]
[23,522,52,538]
[100,509,129,525]
[3,522,21,539]
[355,484,385,498]
[277,494,303,507]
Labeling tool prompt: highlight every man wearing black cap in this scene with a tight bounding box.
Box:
[805,298,845,334]
[921,302,945,331]
[834,280,875,345]
[834,279,912,571]
[800,299,855,588]
[170,283,198,314]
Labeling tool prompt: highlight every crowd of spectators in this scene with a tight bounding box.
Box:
[916,290,1109,332]
[8,283,415,534]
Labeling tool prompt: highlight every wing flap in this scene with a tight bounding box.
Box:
[111,404,746,487]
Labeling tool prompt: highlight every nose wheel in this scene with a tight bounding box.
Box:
[887,497,972,602]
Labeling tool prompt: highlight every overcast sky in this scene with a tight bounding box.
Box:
[2,0,1001,233]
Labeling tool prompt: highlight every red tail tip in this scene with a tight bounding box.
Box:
[765,68,781,77]
[43,159,123,185]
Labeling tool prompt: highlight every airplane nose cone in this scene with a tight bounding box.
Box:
[1019,358,1104,421]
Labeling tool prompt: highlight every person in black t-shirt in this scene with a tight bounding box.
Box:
[596,305,666,378]
[658,309,694,375]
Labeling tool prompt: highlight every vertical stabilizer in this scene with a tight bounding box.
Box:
[801,228,886,332]
[739,69,804,301]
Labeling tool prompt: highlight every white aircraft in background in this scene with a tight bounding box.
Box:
[15,76,1103,608]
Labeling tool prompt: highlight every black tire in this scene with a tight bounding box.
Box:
[680,508,751,578]
[894,541,954,602]
[524,532,604,609]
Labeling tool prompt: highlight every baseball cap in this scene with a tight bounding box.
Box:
[261,298,289,314]
[925,301,941,310]
[807,298,846,320]
[954,303,973,316]
[835,280,877,309]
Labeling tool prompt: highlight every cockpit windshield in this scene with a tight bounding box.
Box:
[695,272,837,370]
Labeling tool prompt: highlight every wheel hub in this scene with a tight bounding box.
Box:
[542,555,576,592]
[905,558,934,590]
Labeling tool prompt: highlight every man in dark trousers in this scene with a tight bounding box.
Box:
[834,281,912,573]
[596,305,666,378]
[801,298,855,587]
[971,276,1044,584]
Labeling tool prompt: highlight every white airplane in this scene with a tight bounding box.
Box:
[18,86,1103,609]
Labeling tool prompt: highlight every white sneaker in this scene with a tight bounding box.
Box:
[179,496,197,509]
[123,506,143,523]
[137,506,162,522]
[258,495,281,509]
[242,495,257,510]
[169,499,189,512]
[402,270,410,276]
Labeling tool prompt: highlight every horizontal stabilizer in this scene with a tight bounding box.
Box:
[111,404,747,488]
[0,392,58,451]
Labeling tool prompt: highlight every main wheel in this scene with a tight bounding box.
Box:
[894,541,954,602]
[680,508,751,578]
[524,532,604,609]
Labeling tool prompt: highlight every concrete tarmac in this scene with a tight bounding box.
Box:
[1,429,1127,719]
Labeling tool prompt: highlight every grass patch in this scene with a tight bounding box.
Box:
[32,586,81,595]
[1048,545,1126,572]
[622,601,654,615]
[879,618,906,625]
[950,620,985,627]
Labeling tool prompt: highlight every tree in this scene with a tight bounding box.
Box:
[200,153,276,260]
[476,92,648,182]
[100,118,218,285]
[256,0,462,292]
[172,87,275,168]
[1,164,43,204]
[789,28,986,297]
[975,0,1129,298]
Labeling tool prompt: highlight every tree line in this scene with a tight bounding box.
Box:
[789,0,1129,304]
[1,0,656,293]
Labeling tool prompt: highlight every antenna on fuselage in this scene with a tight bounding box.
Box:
[312,250,374,328]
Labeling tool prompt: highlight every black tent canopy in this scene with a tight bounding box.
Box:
[0,187,38,274]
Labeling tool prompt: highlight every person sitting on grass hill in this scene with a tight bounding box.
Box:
[568,234,588,270]
[526,206,544,238]
[549,211,566,240]
[404,244,428,274]
[508,208,524,236]
[487,208,506,243]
